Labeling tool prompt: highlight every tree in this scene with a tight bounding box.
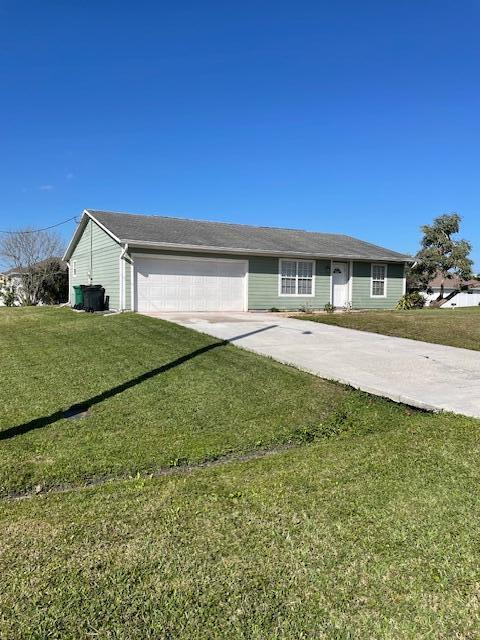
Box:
[0,229,65,305]
[411,213,473,299]
[37,258,69,304]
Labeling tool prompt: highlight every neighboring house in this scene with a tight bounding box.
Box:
[0,270,23,306]
[424,274,480,308]
[63,209,411,313]
[0,273,8,306]
[0,258,67,306]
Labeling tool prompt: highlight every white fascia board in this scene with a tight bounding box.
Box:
[85,210,122,244]
[124,240,411,263]
[63,210,123,261]
[63,210,89,261]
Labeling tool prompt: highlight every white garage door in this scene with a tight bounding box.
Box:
[135,256,248,312]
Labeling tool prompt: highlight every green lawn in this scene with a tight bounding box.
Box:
[0,306,369,495]
[1,307,480,638]
[1,414,480,639]
[294,307,480,350]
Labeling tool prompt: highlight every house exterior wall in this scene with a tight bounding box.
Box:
[351,261,405,309]
[122,255,133,311]
[69,218,122,309]
[248,256,331,309]
[129,248,405,310]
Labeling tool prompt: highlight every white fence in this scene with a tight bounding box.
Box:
[441,290,480,308]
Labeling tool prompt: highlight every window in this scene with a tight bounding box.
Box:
[72,260,77,277]
[279,260,314,296]
[371,264,387,297]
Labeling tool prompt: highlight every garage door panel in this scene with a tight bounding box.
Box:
[136,257,247,312]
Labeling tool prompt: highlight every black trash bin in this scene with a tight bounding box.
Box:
[83,285,105,312]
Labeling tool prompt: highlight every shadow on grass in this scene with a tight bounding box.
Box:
[0,324,277,441]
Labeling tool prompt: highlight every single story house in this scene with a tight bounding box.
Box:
[0,258,67,306]
[63,209,411,313]
[424,273,480,308]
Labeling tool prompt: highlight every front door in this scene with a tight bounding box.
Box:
[332,262,349,308]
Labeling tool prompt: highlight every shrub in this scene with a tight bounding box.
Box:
[396,291,426,310]
[298,303,313,313]
[324,303,335,314]
[0,286,17,307]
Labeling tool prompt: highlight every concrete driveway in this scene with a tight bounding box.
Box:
[144,311,480,419]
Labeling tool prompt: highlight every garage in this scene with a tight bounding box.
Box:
[134,255,248,312]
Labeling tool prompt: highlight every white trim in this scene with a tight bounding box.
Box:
[64,213,413,265]
[132,253,249,312]
[126,240,412,263]
[329,259,333,304]
[119,243,129,311]
[63,211,88,261]
[371,263,388,298]
[348,260,353,303]
[63,210,123,261]
[402,265,407,295]
[130,257,134,311]
[67,262,72,305]
[86,211,122,244]
[278,258,315,297]
[131,252,248,264]
[118,251,123,310]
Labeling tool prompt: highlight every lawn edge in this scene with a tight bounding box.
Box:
[5,442,300,501]
[291,312,480,353]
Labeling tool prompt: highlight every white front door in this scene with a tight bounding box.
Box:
[332,262,349,308]
[135,256,248,312]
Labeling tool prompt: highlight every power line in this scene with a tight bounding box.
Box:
[0,216,78,234]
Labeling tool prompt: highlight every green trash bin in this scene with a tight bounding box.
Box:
[73,285,84,307]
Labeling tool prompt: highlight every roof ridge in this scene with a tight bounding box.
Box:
[75,209,412,263]
[87,209,346,238]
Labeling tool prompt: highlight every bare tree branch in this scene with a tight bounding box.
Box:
[0,229,65,305]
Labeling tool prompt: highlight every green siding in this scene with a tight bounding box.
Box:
[70,219,122,309]
[248,257,331,310]
[123,248,406,311]
[351,261,405,309]
[129,249,331,311]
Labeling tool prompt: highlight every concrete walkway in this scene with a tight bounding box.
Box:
[144,312,480,419]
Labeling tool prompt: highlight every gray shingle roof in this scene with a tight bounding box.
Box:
[88,209,411,262]
[5,257,67,276]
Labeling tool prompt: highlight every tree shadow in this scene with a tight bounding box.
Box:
[0,324,277,441]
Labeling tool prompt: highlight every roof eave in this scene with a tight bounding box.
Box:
[124,239,412,262]
[63,210,123,261]
[62,211,89,261]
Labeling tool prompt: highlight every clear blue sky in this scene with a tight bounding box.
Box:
[0,0,479,267]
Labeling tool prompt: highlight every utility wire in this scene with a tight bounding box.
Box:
[0,216,78,234]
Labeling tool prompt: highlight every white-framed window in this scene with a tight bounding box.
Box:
[371,263,387,297]
[279,259,315,296]
[72,260,77,277]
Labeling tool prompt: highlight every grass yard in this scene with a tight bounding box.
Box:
[0,306,356,495]
[294,306,480,350]
[1,307,480,638]
[2,415,480,638]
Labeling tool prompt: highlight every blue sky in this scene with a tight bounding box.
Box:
[0,0,479,267]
